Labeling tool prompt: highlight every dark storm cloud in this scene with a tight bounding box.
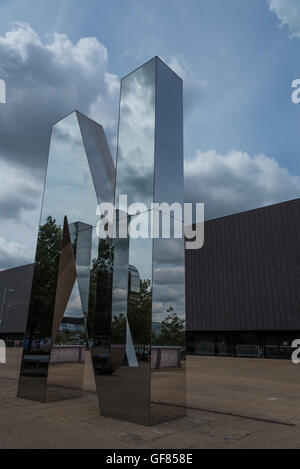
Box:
[0,22,119,170]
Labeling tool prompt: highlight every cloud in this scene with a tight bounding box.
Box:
[0,236,31,270]
[167,55,208,112]
[0,159,42,220]
[0,158,42,270]
[0,22,119,170]
[185,149,300,219]
[0,22,299,270]
[153,266,185,285]
[267,0,300,37]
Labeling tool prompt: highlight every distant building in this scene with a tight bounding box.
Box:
[128,264,140,309]
[0,264,34,340]
[186,198,300,358]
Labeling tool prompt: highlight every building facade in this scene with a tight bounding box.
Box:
[0,264,34,342]
[186,198,300,358]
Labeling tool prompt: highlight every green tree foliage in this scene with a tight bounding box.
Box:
[28,216,62,339]
[111,312,126,345]
[155,307,185,347]
[87,239,113,339]
[128,278,152,350]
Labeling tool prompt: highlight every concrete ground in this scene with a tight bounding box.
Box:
[1,350,300,449]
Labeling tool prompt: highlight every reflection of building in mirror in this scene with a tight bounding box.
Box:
[128,264,140,309]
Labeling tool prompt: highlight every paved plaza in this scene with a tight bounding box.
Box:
[0,351,300,449]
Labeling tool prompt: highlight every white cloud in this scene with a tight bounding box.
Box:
[0,159,42,220]
[167,55,208,112]
[185,149,300,219]
[0,22,119,170]
[0,159,42,269]
[268,0,300,37]
[0,236,31,270]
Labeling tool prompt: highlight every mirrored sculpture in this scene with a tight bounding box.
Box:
[17,110,115,401]
[97,57,186,425]
[18,57,186,426]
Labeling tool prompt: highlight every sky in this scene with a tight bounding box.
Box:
[0,0,300,269]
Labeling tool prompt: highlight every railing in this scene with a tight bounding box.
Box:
[236,344,261,357]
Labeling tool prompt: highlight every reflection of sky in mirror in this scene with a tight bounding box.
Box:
[121,211,153,283]
[128,236,152,284]
[74,226,108,314]
[70,223,93,313]
[111,236,129,316]
[64,278,83,318]
[116,59,156,212]
[41,112,99,229]
[154,58,184,208]
[152,237,185,323]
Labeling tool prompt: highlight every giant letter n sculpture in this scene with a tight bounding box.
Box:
[18,57,186,425]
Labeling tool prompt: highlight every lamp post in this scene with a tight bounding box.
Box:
[0,288,15,329]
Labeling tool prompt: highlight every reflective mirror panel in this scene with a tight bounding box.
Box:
[97,58,156,424]
[115,58,156,212]
[98,57,185,425]
[95,229,153,424]
[40,112,101,228]
[154,58,184,208]
[151,59,185,424]
[18,58,185,427]
[151,234,186,424]
[18,111,114,402]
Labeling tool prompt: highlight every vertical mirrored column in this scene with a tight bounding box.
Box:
[97,59,156,424]
[99,57,185,425]
[151,58,186,424]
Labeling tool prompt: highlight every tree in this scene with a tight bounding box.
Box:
[156,308,185,347]
[87,239,114,340]
[111,312,126,345]
[27,216,62,341]
[127,278,152,350]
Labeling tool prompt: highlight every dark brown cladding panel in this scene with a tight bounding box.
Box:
[0,263,34,334]
[185,198,300,331]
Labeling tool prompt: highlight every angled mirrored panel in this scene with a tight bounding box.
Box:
[18,111,115,402]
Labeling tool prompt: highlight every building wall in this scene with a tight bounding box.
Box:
[186,198,300,331]
[0,264,34,335]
